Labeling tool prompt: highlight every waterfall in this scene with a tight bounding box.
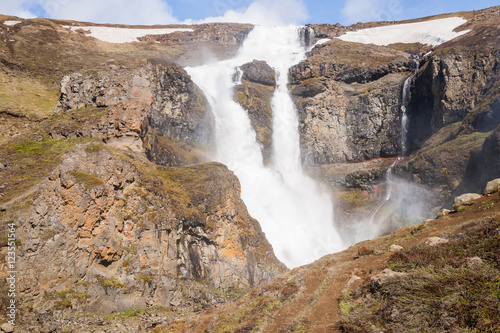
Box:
[355,58,422,243]
[186,26,342,268]
[400,58,420,156]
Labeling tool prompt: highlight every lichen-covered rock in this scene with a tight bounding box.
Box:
[389,245,404,253]
[55,67,153,113]
[240,60,276,86]
[15,143,285,315]
[454,193,482,204]
[53,62,214,167]
[234,78,274,162]
[424,237,449,246]
[484,178,500,194]
[370,269,407,288]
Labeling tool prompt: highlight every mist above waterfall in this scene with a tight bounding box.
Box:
[186,26,342,268]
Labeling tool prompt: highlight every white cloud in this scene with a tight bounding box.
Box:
[0,2,37,18]
[0,0,179,25]
[46,0,179,25]
[187,0,309,25]
[0,0,308,26]
[342,0,403,24]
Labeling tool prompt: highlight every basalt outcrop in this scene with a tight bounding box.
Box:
[54,61,215,166]
[14,143,284,318]
[290,40,415,165]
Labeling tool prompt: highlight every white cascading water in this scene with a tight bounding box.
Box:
[400,58,420,156]
[186,26,342,268]
[355,58,422,243]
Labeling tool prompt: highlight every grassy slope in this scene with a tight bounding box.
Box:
[148,192,500,332]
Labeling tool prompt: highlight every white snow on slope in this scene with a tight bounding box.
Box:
[313,38,331,47]
[337,17,469,46]
[63,26,194,43]
[3,21,22,26]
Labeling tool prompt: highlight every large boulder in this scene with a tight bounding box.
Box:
[454,193,482,204]
[240,60,276,86]
[371,269,407,288]
[484,178,500,194]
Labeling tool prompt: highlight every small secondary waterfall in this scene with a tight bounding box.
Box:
[400,58,420,156]
[355,58,421,243]
[186,26,342,268]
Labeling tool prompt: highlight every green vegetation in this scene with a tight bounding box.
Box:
[0,134,98,205]
[0,71,59,119]
[68,171,104,189]
[340,218,500,332]
[97,277,127,289]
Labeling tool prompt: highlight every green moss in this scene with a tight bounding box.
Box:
[68,171,104,189]
[98,277,127,289]
[0,71,58,120]
[339,298,353,315]
[41,229,57,241]
[139,274,154,283]
[481,201,496,210]
[0,135,98,206]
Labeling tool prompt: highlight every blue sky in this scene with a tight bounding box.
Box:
[0,0,498,25]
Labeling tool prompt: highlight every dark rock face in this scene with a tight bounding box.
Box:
[146,64,212,145]
[306,23,346,39]
[407,50,500,150]
[143,63,214,167]
[54,61,215,167]
[289,39,414,165]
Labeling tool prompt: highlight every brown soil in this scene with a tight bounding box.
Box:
[153,193,500,332]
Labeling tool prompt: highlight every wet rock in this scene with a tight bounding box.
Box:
[142,64,213,167]
[234,80,274,162]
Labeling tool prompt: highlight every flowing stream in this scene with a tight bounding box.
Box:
[186,26,342,268]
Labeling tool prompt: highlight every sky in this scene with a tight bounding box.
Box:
[0,0,498,26]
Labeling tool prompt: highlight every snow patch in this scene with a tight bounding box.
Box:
[63,26,194,44]
[313,38,331,47]
[337,17,469,46]
[3,21,22,26]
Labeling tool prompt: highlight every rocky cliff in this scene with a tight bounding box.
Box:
[0,17,287,331]
[0,6,499,332]
[290,41,415,164]
[234,60,276,162]
[286,7,500,225]
[14,144,284,317]
[399,7,500,205]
